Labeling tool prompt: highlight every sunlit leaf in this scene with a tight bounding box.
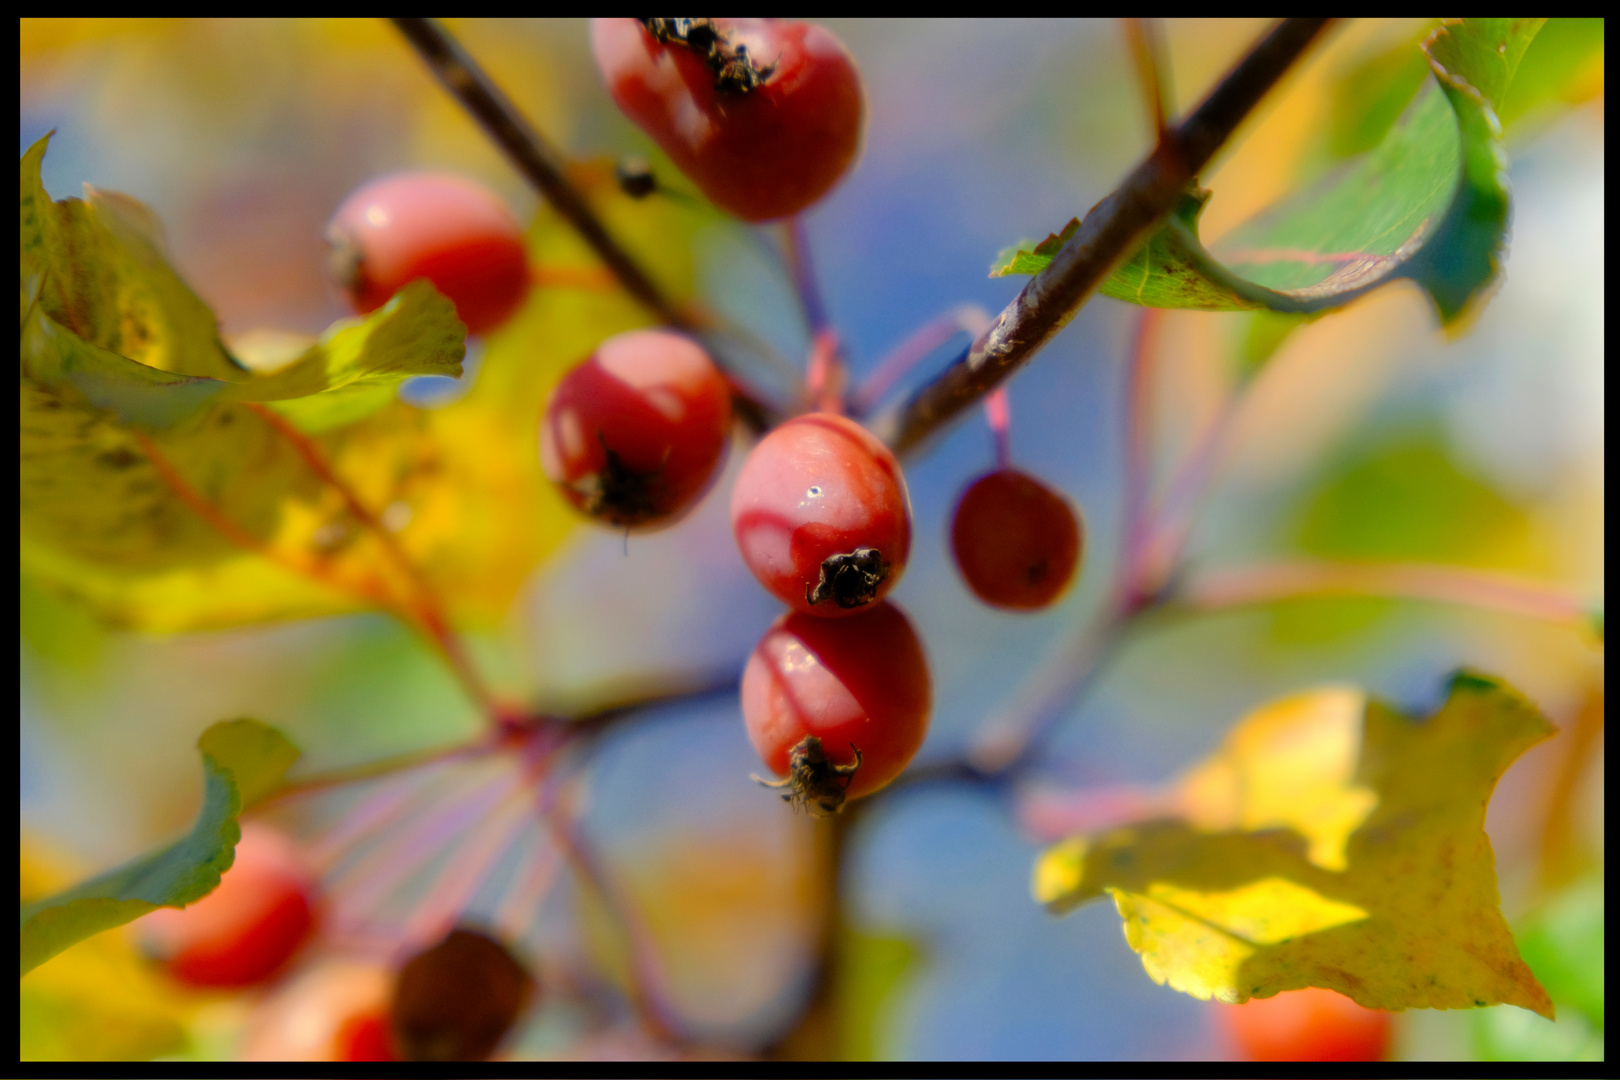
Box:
[838,928,921,1061]
[1033,672,1556,1017]
[18,719,297,976]
[994,19,1545,326]
[19,134,706,631]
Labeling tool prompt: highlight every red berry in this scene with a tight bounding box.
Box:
[390,928,534,1062]
[1220,987,1393,1061]
[335,1009,398,1062]
[140,823,316,989]
[540,328,733,529]
[732,413,911,617]
[951,468,1083,610]
[591,18,865,222]
[742,601,931,812]
[327,172,529,335]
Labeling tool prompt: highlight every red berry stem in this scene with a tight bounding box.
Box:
[804,328,848,415]
[876,18,1335,455]
[984,387,1012,471]
[849,304,991,417]
[782,215,832,336]
[1116,309,1166,616]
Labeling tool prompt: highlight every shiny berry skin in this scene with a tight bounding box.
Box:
[541,329,733,529]
[390,927,534,1062]
[732,413,911,617]
[591,18,865,221]
[951,468,1083,610]
[140,823,316,989]
[1220,987,1393,1061]
[327,172,529,335]
[742,601,931,811]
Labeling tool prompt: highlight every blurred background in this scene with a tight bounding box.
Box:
[20,19,1603,1060]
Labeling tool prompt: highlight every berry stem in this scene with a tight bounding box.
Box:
[782,215,832,336]
[984,387,1012,471]
[1122,18,1172,143]
[1117,308,1166,614]
[805,328,848,415]
[877,18,1335,454]
[850,305,991,417]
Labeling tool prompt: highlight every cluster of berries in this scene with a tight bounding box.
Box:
[140,824,532,1061]
[322,18,1086,815]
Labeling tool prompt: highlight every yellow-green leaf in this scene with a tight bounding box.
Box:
[18,719,298,976]
[1033,672,1556,1017]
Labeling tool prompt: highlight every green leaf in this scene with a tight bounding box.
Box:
[1033,673,1556,1017]
[18,719,299,977]
[993,19,1545,326]
[839,928,921,1061]
[1500,18,1605,132]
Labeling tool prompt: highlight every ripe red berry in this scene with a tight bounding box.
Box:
[732,413,912,617]
[390,927,534,1062]
[591,18,865,222]
[327,172,529,335]
[742,601,931,812]
[1219,987,1393,1061]
[951,468,1083,610]
[335,1008,398,1062]
[540,328,733,529]
[140,822,316,989]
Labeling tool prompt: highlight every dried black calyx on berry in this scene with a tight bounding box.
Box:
[614,156,658,199]
[752,735,861,817]
[638,17,775,95]
[570,433,667,527]
[807,547,889,609]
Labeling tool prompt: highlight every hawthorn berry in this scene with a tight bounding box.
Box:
[334,1009,398,1062]
[742,601,931,813]
[732,413,911,617]
[389,927,535,1062]
[139,822,317,989]
[591,18,865,222]
[1220,987,1393,1061]
[951,468,1083,610]
[327,171,529,335]
[540,328,733,529]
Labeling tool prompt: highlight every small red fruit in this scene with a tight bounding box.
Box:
[951,468,1083,610]
[541,328,734,529]
[335,1009,398,1062]
[140,822,316,989]
[327,172,529,335]
[742,601,931,812]
[1220,987,1394,1061]
[732,413,911,616]
[390,927,534,1062]
[591,18,865,221]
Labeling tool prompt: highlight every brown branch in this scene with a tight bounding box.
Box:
[391,17,684,327]
[880,18,1334,455]
[389,17,779,433]
[1123,18,1171,141]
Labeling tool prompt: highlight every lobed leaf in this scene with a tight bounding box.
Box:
[18,719,299,977]
[993,19,1546,327]
[1033,672,1556,1017]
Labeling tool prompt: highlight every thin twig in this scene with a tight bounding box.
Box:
[782,216,831,336]
[1123,18,1172,141]
[850,305,991,418]
[391,17,684,326]
[1174,561,1597,629]
[879,18,1334,454]
[1117,308,1165,614]
[243,402,504,721]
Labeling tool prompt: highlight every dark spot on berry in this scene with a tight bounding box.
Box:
[807,547,888,609]
[571,433,667,527]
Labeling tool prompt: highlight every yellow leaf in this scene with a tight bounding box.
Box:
[1033,672,1556,1017]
